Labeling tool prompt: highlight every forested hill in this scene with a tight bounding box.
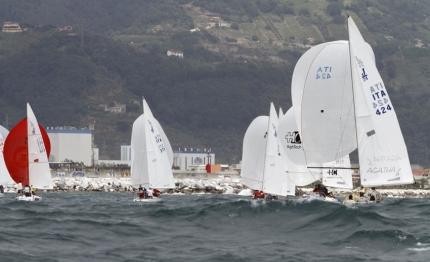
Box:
[0,0,430,166]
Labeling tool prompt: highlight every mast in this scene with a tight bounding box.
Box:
[346,15,361,176]
[261,103,272,192]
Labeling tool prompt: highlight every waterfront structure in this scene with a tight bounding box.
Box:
[173,148,215,171]
[47,127,96,166]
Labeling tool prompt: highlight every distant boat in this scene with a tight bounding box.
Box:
[241,103,295,197]
[4,103,52,201]
[0,125,15,197]
[130,99,175,202]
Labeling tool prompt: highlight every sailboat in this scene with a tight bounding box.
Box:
[278,107,352,202]
[130,98,175,202]
[3,103,52,201]
[241,103,295,198]
[0,125,16,197]
[288,17,414,196]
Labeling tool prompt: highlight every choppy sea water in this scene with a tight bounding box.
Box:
[0,192,429,262]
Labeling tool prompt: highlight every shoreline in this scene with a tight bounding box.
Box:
[2,177,429,198]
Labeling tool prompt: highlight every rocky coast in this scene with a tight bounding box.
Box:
[2,176,429,198]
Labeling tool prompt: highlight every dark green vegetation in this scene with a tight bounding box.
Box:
[1,0,430,166]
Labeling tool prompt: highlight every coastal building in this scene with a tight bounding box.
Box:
[173,148,215,171]
[2,22,22,33]
[47,127,97,166]
[167,50,184,58]
[103,102,126,113]
[121,143,132,161]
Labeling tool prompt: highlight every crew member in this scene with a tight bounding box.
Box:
[23,185,31,197]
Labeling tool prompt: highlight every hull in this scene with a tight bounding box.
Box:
[133,197,162,202]
[0,193,3,198]
[309,192,339,203]
[15,195,42,201]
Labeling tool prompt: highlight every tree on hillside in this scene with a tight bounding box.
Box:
[386,60,396,78]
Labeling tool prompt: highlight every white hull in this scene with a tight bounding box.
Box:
[133,197,162,202]
[15,195,42,201]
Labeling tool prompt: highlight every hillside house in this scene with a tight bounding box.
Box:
[57,26,73,32]
[167,50,184,58]
[104,102,126,113]
[2,22,22,33]
[207,17,230,28]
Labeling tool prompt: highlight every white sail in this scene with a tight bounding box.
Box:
[242,104,295,196]
[155,119,173,166]
[263,103,295,196]
[130,99,175,189]
[278,107,284,118]
[278,107,322,186]
[241,116,268,191]
[291,41,374,164]
[27,103,52,189]
[321,155,353,189]
[348,17,414,186]
[0,126,15,185]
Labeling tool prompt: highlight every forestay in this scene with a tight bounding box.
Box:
[278,107,321,186]
[130,99,175,189]
[348,17,414,186]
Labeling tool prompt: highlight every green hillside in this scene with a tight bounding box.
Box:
[0,0,430,166]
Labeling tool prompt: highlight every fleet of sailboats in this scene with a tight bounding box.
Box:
[241,16,413,202]
[0,17,416,204]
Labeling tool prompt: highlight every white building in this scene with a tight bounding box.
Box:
[167,50,183,58]
[121,143,132,161]
[47,128,95,166]
[173,148,215,171]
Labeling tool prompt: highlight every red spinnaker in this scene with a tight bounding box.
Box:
[3,118,51,186]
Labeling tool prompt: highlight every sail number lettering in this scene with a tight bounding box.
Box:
[328,169,338,176]
[154,134,165,153]
[155,134,162,143]
[316,66,332,80]
[37,137,46,153]
[369,82,393,116]
[158,144,166,153]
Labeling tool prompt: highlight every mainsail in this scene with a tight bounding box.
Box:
[130,99,175,189]
[348,16,414,186]
[321,155,353,189]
